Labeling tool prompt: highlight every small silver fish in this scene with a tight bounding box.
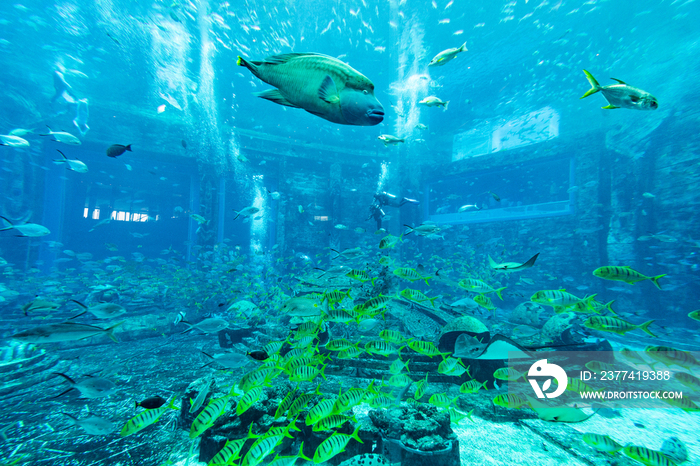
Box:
[428,42,467,66]
[62,413,114,435]
[53,373,117,399]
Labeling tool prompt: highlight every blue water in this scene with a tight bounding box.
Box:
[0,0,699,465]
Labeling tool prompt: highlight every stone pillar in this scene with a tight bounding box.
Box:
[330,162,342,252]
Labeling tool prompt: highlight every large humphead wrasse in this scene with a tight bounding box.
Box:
[237,52,384,126]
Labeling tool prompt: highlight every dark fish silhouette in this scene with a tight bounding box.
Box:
[247,350,269,361]
[135,395,167,409]
[106,144,132,158]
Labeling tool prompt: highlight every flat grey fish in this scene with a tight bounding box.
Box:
[21,299,60,316]
[0,216,50,237]
[330,247,364,260]
[53,372,117,399]
[62,413,115,435]
[71,300,126,319]
[181,318,229,334]
[201,351,249,369]
[281,297,322,317]
[189,378,213,413]
[11,321,123,343]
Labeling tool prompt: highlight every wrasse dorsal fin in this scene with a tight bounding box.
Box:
[263,52,320,65]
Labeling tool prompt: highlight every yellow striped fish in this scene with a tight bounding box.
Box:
[584,361,616,374]
[560,377,601,395]
[287,387,320,418]
[365,340,399,357]
[623,445,678,466]
[263,421,300,439]
[346,269,376,285]
[333,382,374,414]
[386,374,413,387]
[570,298,614,315]
[414,373,429,400]
[305,399,336,426]
[620,348,647,364]
[379,234,403,249]
[239,368,277,392]
[190,389,235,438]
[267,442,311,466]
[389,358,410,375]
[337,347,364,359]
[447,407,474,424]
[582,433,623,454]
[283,355,323,373]
[405,340,449,358]
[674,372,700,391]
[207,438,247,466]
[393,267,430,285]
[368,393,398,408]
[493,393,529,409]
[399,288,437,307]
[428,393,458,408]
[593,266,665,290]
[326,339,355,352]
[312,425,363,463]
[289,364,327,383]
[274,390,297,419]
[460,379,488,394]
[240,434,284,466]
[324,308,357,324]
[292,321,321,336]
[457,278,506,300]
[322,289,351,305]
[120,397,178,437]
[312,414,354,432]
[379,329,408,345]
[583,316,656,337]
[262,340,286,355]
[359,295,393,313]
[661,393,700,412]
[236,386,263,416]
[474,294,497,312]
[531,289,596,308]
[645,346,699,370]
[438,357,470,377]
[493,367,526,382]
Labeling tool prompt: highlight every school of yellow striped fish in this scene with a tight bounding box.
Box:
[2,219,698,466]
